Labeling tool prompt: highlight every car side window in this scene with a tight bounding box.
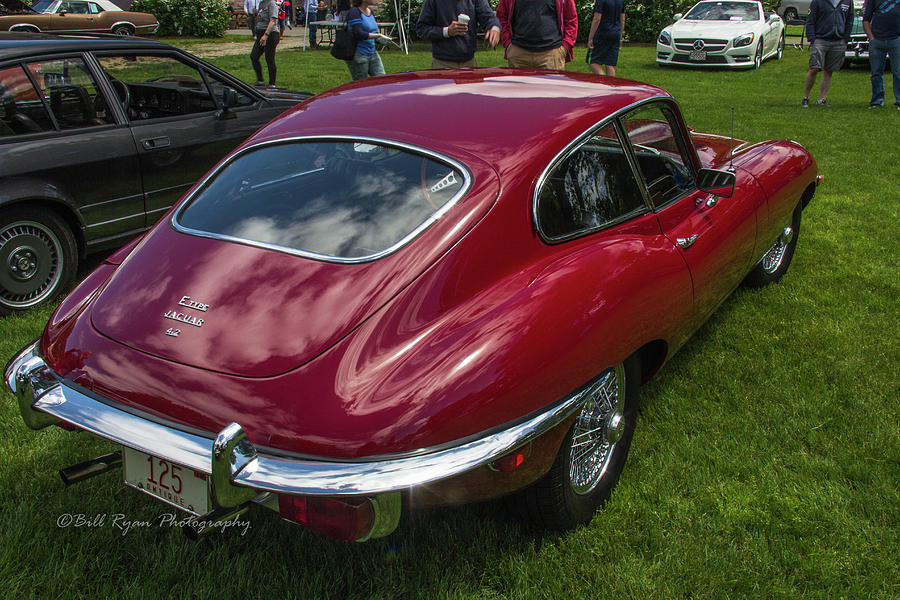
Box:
[0,65,55,137]
[96,54,221,121]
[64,1,90,13]
[22,58,114,131]
[536,123,646,241]
[621,104,695,209]
[88,2,103,13]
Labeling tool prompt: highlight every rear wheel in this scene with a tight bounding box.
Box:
[515,355,640,530]
[0,207,77,314]
[112,24,134,37]
[744,202,801,287]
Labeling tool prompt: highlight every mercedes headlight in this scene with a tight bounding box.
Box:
[733,33,755,48]
[658,30,672,46]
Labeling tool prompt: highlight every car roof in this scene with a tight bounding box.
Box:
[258,69,673,173]
[0,32,170,60]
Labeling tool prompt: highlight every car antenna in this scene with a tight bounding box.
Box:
[729,107,735,172]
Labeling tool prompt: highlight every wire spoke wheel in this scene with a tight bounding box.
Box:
[568,364,625,495]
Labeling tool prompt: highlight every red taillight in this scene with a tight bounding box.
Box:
[278,495,375,542]
[490,442,532,472]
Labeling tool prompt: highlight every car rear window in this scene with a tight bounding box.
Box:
[174,139,468,261]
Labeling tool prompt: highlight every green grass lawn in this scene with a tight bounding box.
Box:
[0,42,897,599]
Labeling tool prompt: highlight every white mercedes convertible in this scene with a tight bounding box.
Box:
[656,0,785,69]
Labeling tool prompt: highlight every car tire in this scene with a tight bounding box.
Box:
[514,355,640,530]
[744,202,801,288]
[776,32,785,60]
[784,8,799,21]
[753,38,764,69]
[112,24,134,37]
[0,207,78,315]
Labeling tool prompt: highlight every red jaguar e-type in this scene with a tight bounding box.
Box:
[5,70,820,542]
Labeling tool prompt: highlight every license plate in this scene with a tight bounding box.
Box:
[123,447,210,516]
[690,50,707,61]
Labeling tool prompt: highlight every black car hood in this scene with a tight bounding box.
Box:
[0,0,37,13]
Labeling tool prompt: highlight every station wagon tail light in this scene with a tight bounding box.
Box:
[733,33,755,48]
[278,495,375,542]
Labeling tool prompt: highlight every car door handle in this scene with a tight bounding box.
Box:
[141,136,171,150]
[677,234,699,249]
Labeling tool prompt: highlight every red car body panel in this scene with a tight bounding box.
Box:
[37,70,818,464]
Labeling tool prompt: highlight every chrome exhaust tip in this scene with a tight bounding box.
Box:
[59,451,123,486]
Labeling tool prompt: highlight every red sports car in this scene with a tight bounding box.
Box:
[5,70,820,542]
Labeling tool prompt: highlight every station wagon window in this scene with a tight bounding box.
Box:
[621,104,695,209]
[535,123,645,241]
[95,54,250,121]
[0,65,54,136]
[175,140,468,260]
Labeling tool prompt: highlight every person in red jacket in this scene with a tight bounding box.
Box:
[497,0,578,69]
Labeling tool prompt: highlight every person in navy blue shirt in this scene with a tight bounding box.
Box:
[416,0,501,68]
[863,0,900,108]
[587,0,625,75]
[802,0,854,107]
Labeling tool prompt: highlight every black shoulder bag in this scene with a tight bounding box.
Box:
[330,13,357,61]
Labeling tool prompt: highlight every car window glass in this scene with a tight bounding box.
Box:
[536,123,645,240]
[88,2,103,13]
[176,140,468,260]
[685,1,760,21]
[32,0,55,12]
[63,1,90,13]
[23,57,114,130]
[0,65,55,137]
[204,69,255,108]
[621,104,695,209]
[96,54,218,121]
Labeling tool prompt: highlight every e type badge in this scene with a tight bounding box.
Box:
[163,295,211,337]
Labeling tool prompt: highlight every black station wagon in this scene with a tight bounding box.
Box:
[0,32,311,313]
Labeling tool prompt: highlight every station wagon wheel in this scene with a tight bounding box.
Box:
[744,201,801,287]
[515,355,640,530]
[0,207,77,315]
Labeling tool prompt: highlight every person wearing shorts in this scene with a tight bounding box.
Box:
[802,0,855,107]
[587,0,625,76]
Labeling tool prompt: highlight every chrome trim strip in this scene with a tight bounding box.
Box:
[170,135,473,265]
[9,351,587,497]
[85,213,146,230]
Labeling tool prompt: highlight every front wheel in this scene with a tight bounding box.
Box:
[514,355,640,530]
[784,8,799,21]
[744,202,801,287]
[776,32,785,60]
[753,38,764,69]
[0,207,78,315]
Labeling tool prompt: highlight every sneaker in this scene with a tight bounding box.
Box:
[895,103,900,110]
[801,98,809,108]
[266,84,278,89]
[253,81,264,87]
[868,103,882,109]
[816,99,829,107]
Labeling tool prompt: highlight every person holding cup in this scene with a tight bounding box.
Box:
[416,0,500,68]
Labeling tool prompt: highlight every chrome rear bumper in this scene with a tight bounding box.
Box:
[5,341,585,505]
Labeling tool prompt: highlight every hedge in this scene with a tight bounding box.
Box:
[132,0,230,37]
